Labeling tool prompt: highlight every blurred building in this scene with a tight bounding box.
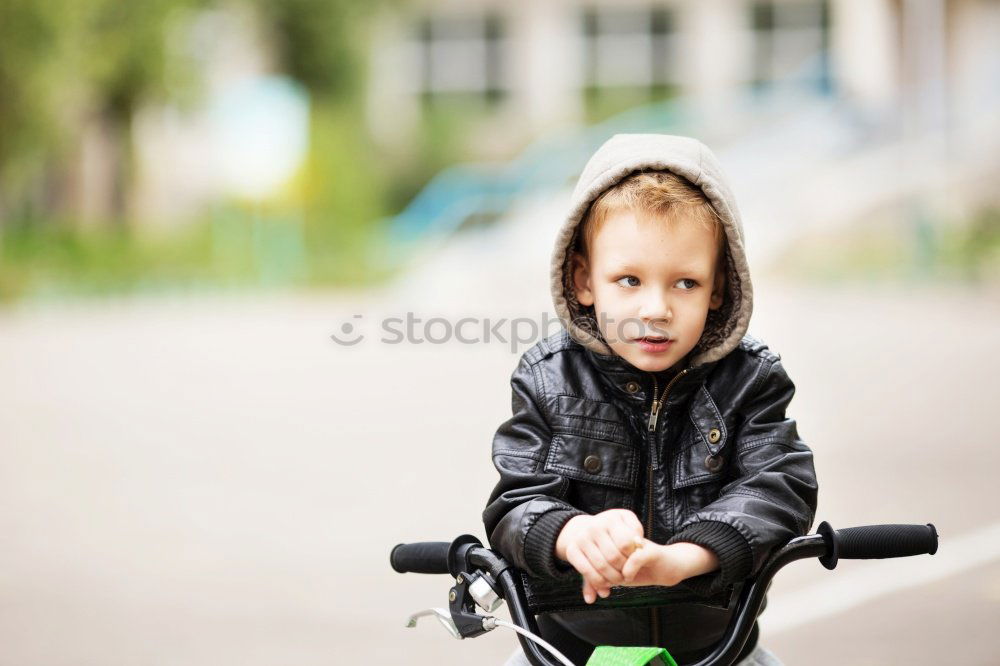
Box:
[368,0,1000,301]
[366,0,1000,156]
[120,0,1000,235]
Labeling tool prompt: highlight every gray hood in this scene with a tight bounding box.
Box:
[550,133,754,368]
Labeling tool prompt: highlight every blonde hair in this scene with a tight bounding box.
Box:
[575,170,725,265]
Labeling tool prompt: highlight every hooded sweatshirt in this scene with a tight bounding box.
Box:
[483,133,817,663]
[551,133,753,367]
[543,134,761,662]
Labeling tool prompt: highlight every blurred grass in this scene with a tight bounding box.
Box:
[0,212,399,302]
[0,92,524,305]
[773,206,1000,286]
[0,96,410,304]
[583,84,680,125]
[4,204,998,304]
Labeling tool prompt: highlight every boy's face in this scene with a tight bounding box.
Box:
[572,209,725,374]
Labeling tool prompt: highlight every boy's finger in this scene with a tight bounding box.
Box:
[608,522,642,556]
[617,510,644,537]
[622,557,641,582]
[569,544,612,591]
[622,546,653,582]
[582,541,622,585]
[594,530,627,576]
[582,580,611,603]
[566,545,603,587]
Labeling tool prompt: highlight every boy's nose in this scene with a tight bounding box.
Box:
[639,288,672,322]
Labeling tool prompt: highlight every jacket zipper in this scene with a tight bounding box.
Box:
[647,368,688,433]
[644,368,690,533]
[644,367,689,648]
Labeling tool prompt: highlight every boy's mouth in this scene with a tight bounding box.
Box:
[633,335,674,352]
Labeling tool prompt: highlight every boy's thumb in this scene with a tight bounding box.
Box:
[622,549,648,582]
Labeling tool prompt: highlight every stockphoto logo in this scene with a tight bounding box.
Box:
[329,312,563,353]
[330,314,366,346]
[329,312,666,353]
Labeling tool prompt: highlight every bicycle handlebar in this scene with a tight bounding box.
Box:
[839,523,939,556]
[390,541,452,574]
[817,522,938,569]
[391,521,938,666]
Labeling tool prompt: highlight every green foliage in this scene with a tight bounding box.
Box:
[0,0,207,222]
[0,208,400,302]
[0,93,403,300]
[0,221,221,302]
[252,0,377,99]
[294,99,395,285]
[0,0,67,198]
[0,0,408,300]
[773,205,1000,285]
[583,84,680,125]
[387,94,500,210]
[943,206,1000,283]
[77,0,199,119]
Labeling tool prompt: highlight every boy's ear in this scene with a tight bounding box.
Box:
[709,265,725,310]
[571,251,594,307]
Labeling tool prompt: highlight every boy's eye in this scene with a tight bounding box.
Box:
[676,278,698,290]
[616,276,640,288]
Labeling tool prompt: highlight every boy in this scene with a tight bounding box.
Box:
[482,134,818,665]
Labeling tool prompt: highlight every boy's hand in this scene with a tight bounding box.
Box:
[620,540,720,588]
[554,509,644,604]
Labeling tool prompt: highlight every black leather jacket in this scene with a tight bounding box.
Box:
[482,329,818,663]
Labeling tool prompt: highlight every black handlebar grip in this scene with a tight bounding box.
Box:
[837,523,938,560]
[390,541,451,574]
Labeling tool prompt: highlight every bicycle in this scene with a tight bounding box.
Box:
[390,521,939,666]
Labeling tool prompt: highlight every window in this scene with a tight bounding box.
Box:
[583,6,677,88]
[581,5,679,121]
[751,0,832,93]
[413,12,508,103]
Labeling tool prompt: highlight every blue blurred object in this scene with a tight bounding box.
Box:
[382,56,835,259]
[384,97,689,246]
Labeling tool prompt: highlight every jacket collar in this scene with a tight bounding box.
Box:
[582,345,715,406]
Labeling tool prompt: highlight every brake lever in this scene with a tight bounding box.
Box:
[405,608,461,640]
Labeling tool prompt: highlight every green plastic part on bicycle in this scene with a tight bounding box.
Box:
[585,646,678,666]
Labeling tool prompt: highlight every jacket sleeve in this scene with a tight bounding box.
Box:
[482,354,587,580]
[666,355,819,596]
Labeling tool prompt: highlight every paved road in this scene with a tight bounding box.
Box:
[0,279,997,665]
